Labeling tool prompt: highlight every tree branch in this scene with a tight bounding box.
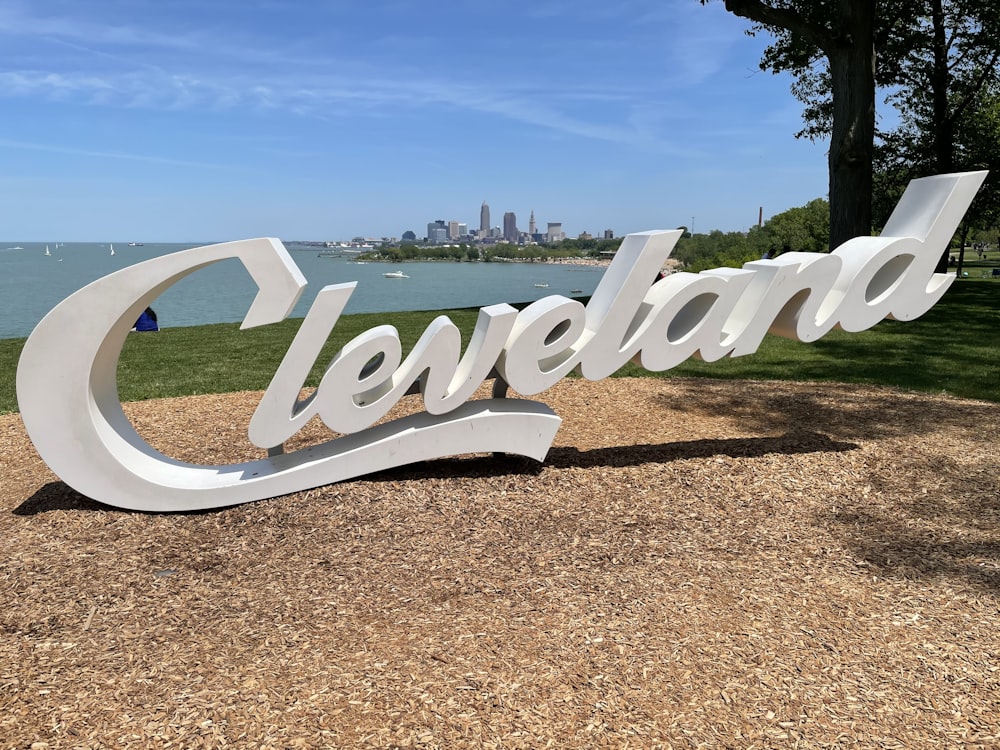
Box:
[716,0,832,53]
[876,0,922,48]
[950,48,1000,123]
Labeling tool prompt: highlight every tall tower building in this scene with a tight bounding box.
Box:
[528,210,536,235]
[503,212,518,243]
[480,201,490,234]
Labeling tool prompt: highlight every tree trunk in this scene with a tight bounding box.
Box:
[955,225,969,279]
[827,0,876,250]
[930,0,953,172]
[714,0,878,250]
[930,0,955,272]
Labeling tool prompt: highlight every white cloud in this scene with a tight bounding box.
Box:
[0,136,237,169]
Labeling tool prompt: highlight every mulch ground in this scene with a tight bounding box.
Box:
[2,377,999,749]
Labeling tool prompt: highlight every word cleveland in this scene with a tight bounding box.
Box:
[16,171,986,511]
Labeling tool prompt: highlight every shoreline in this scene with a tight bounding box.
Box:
[357,255,682,272]
[546,255,682,273]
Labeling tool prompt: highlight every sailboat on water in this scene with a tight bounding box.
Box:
[110,243,115,256]
[44,245,51,256]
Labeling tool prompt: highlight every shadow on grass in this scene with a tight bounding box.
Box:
[832,283,1000,401]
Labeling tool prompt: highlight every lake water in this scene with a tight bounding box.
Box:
[0,242,607,340]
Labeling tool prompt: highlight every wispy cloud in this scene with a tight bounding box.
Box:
[0,3,205,54]
[0,136,238,169]
[0,1,753,157]
[0,61,692,152]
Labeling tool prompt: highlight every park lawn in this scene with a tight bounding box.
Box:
[1,280,997,414]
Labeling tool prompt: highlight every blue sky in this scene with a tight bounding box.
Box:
[1,0,830,242]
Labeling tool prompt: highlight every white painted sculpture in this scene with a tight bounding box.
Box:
[17,172,987,511]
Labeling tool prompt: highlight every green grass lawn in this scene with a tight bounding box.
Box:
[2,280,997,414]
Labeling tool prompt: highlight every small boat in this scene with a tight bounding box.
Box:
[128,242,144,246]
[383,270,409,279]
[45,245,51,256]
[110,243,115,256]
[6,246,24,250]
[533,282,549,288]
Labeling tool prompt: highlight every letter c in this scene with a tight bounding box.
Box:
[16,240,560,511]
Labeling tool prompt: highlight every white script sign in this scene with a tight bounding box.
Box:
[16,172,987,511]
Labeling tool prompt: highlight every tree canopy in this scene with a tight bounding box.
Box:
[671,197,830,272]
[875,0,1000,260]
[703,0,1000,250]
[701,0,876,250]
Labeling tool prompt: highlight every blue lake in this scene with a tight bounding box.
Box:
[0,242,607,340]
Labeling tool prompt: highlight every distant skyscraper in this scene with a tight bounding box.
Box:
[427,220,448,243]
[480,201,490,234]
[503,212,518,242]
[448,220,460,240]
[547,222,564,243]
[528,210,536,235]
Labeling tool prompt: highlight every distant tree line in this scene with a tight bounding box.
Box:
[673,195,996,274]
[361,244,476,262]
[538,238,623,256]
[671,198,830,272]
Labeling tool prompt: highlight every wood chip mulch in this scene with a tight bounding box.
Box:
[2,377,999,749]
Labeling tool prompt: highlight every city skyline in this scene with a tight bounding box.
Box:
[1,1,829,242]
[411,202,574,245]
